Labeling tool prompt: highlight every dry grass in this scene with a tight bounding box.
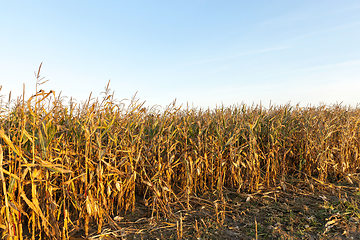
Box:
[1,65,360,239]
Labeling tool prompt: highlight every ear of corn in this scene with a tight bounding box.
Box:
[1,73,360,238]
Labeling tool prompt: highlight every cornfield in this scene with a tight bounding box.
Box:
[1,66,360,239]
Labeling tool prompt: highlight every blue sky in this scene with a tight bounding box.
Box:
[1,1,360,109]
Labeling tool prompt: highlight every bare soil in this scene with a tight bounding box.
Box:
[64,176,360,240]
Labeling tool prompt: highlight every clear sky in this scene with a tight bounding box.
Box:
[1,1,360,109]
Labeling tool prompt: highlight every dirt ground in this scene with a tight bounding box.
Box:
[61,176,360,240]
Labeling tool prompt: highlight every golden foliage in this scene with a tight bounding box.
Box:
[1,75,360,239]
